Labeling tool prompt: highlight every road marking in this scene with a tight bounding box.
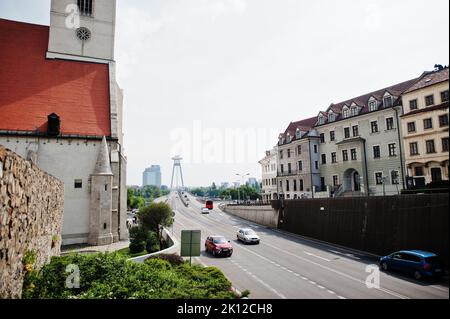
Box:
[304,251,331,262]
[327,290,335,294]
[338,296,346,299]
[317,285,325,290]
[329,249,361,260]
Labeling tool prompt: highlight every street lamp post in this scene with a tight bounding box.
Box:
[236,173,250,204]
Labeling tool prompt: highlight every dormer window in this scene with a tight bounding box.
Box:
[78,0,93,16]
[368,100,378,112]
[296,129,302,139]
[342,106,350,118]
[318,115,326,125]
[350,107,359,117]
[383,95,393,108]
[328,112,336,122]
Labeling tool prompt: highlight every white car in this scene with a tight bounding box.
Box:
[237,228,260,244]
[201,207,210,214]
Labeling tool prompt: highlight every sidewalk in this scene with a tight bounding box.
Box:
[61,240,130,255]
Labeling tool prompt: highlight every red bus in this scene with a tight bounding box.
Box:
[205,200,213,210]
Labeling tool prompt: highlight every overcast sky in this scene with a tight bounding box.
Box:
[1,0,449,187]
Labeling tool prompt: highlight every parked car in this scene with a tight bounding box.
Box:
[205,236,233,257]
[237,228,260,244]
[379,250,443,280]
[201,207,210,214]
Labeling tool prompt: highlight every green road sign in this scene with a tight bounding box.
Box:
[181,230,201,264]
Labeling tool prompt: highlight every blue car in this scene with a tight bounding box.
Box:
[379,250,443,280]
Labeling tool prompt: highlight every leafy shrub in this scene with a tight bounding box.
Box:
[145,232,160,254]
[147,253,184,266]
[129,241,146,254]
[23,253,240,299]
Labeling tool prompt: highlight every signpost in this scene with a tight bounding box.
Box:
[181,230,201,265]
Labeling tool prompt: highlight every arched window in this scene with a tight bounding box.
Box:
[78,0,93,16]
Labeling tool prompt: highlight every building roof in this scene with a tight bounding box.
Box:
[278,116,317,145]
[403,67,449,94]
[0,19,111,137]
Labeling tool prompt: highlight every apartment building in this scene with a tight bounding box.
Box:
[259,148,278,202]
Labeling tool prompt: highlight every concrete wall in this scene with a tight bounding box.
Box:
[222,205,279,229]
[0,146,64,298]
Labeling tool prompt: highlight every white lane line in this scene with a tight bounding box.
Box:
[329,249,361,260]
[327,290,336,295]
[338,296,346,299]
[304,251,331,262]
[317,285,325,290]
[260,241,410,299]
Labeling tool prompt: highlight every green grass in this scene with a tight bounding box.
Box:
[116,247,148,258]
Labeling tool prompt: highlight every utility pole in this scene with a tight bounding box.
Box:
[236,173,249,204]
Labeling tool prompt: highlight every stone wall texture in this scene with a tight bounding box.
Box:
[0,145,64,298]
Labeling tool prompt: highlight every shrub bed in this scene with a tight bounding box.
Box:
[22,253,240,299]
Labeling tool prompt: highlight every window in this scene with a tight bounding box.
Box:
[415,167,424,176]
[375,172,383,185]
[344,127,350,138]
[409,99,418,111]
[439,114,449,127]
[350,107,359,116]
[288,163,292,174]
[343,108,350,118]
[298,161,303,171]
[328,113,336,122]
[391,171,399,185]
[441,90,449,103]
[321,154,327,165]
[279,150,283,159]
[388,143,397,157]
[330,131,335,141]
[318,116,326,125]
[315,161,319,170]
[373,145,381,159]
[342,150,349,162]
[320,133,325,143]
[286,180,290,192]
[426,140,436,153]
[293,180,297,192]
[331,152,337,163]
[423,118,433,129]
[383,96,393,108]
[410,142,419,156]
[386,117,395,130]
[314,145,318,153]
[369,100,378,112]
[371,121,378,133]
[280,180,283,189]
[297,145,302,155]
[442,138,449,152]
[299,179,304,191]
[287,149,291,158]
[333,175,339,187]
[77,0,93,16]
[350,149,357,161]
[425,95,434,106]
[407,122,416,133]
[352,125,359,137]
[74,179,83,189]
[280,164,284,173]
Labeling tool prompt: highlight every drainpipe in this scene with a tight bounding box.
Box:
[394,106,406,191]
[362,139,370,196]
[309,138,315,199]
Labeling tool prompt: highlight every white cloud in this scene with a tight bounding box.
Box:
[205,0,248,19]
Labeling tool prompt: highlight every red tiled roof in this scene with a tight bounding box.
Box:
[0,19,111,137]
[403,68,449,94]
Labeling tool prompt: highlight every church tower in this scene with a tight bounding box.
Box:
[47,0,116,63]
[88,136,114,246]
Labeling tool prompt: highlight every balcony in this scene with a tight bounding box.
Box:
[278,170,300,177]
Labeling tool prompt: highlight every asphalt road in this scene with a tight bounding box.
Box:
[167,192,449,299]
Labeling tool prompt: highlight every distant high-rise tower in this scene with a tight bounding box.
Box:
[170,156,185,190]
[143,165,162,188]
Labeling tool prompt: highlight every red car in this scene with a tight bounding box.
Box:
[205,236,233,257]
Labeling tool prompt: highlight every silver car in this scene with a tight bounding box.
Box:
[237,228,260,244]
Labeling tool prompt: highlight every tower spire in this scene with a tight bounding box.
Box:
[93,136,113,175]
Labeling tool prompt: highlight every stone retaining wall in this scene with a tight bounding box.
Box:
[0,146,64,298]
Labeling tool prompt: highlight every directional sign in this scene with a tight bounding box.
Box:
[180,230,201,264]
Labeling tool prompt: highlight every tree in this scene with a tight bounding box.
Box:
[138,202,173,247]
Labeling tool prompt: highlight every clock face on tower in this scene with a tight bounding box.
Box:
[76,27,91,41]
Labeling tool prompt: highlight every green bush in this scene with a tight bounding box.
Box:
[129,241,146,254]
[23,253,240,299]
[145,232,160,254]
[129,226,160,254]
[147,253,184,266]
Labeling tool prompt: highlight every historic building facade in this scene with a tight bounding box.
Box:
[276,118,321,199]
[313,78,418,196]
[258,148,278,202]
[0,0,128,245]
[400,67,449,187]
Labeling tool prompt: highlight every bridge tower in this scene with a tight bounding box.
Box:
[170,155,185,190]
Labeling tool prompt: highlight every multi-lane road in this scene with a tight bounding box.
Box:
[166,192,448,299]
